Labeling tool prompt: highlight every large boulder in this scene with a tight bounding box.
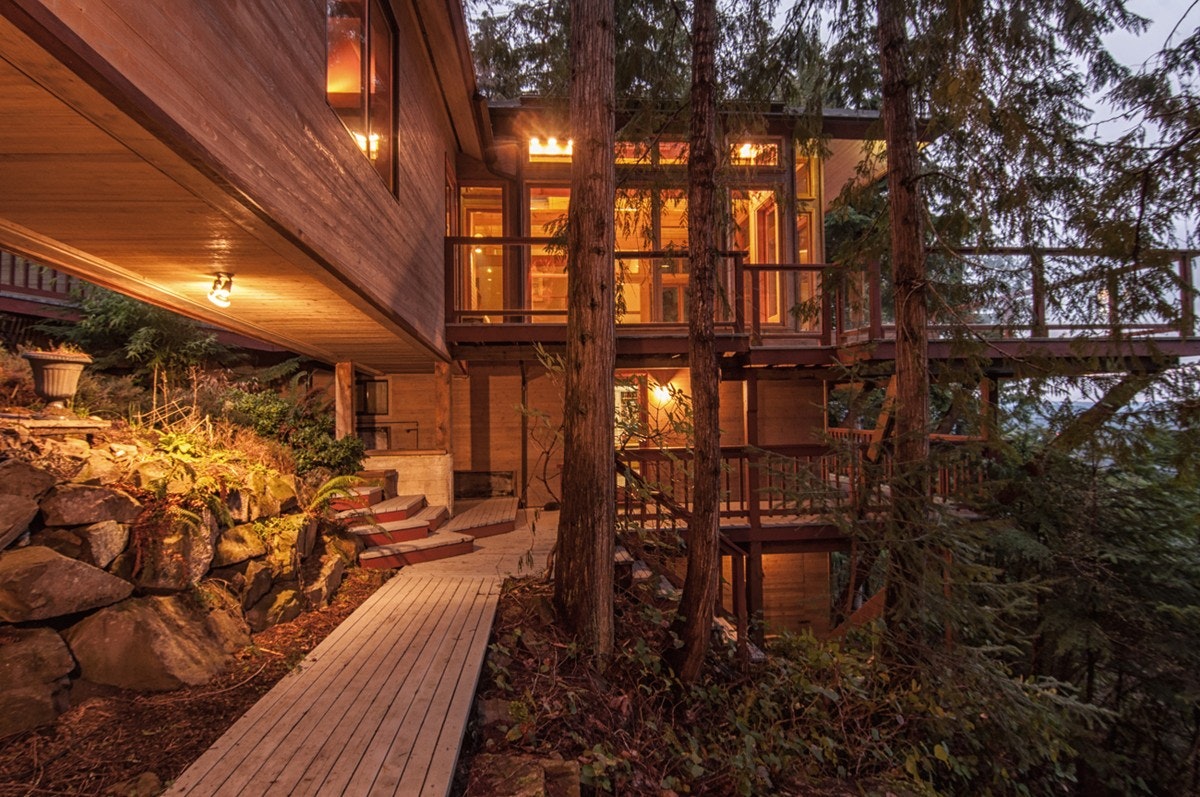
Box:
[136,514,218,592]
[228,471,298,523]
[40,485,141,527]
[0,458,57,500]
[71,448,123,485]
[76,520,129,568]
[0,627,76,737]
[303,553,346,609]
[245,586,302,632]
[0,495,38,551]
[64,593,249,692]
[210,523,267,568]
[0,546,133,622]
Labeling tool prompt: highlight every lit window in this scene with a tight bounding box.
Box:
[730,140,779,166]
[529,137,573,162]
[327,0,395,191]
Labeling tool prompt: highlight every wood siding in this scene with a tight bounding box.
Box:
[0,0,481,371]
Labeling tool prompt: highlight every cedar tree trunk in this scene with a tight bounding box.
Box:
[668,0,720,682]
[553,0,617,657]
[878,0,931,649]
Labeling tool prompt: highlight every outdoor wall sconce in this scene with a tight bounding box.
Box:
[208,273,233,308]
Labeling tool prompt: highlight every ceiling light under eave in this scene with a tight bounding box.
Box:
[208,273,233,308]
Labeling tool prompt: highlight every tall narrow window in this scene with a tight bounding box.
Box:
[327,0,395,191]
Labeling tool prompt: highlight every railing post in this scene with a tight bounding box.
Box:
[869,260,883,341]
[444,237,456,324]
[1180,252,1196,338]
[1107,270,1120,336]
[733,252,745,336]
[750,266,762,344]
[1030,249,1048,337]
[820,269,833,346]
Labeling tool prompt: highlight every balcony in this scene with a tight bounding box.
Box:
[446,238,1200,368]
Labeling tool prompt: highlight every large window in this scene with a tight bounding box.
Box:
[460,187,504,320]
[326,0,395,191]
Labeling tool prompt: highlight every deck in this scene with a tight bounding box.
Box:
[168,510,555,796]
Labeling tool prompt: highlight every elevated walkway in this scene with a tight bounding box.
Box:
[168,510,555,796]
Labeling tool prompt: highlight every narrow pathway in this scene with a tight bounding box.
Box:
[167,510,556,796]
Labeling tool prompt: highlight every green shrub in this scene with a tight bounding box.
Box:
[224,385,363,476]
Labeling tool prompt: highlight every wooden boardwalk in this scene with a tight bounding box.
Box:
[169,510,556,797]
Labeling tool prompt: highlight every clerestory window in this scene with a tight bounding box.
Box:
[326,0,396,192]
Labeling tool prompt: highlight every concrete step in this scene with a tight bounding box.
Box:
[337,494,427,527]
[349,506,450,547]
[329,485,384,512]
[442,496,519,538]
[358,531,476,570]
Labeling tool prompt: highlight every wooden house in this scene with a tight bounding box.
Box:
[0,0,1196,635]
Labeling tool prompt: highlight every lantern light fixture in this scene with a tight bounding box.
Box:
[208,273,233,308]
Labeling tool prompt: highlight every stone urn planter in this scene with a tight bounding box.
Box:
[22,350,93,408]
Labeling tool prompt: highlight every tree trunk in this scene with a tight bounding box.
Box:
[668,0,720,683]
[877,0,931,651]
[553,0,616,658]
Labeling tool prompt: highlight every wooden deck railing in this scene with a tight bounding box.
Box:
[446,238,1198,348]
[0,253,83,301]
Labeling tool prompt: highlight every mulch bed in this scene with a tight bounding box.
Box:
[0,568,391,797]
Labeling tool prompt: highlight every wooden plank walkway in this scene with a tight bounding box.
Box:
[168,510,557,797]
[167,575,499,796]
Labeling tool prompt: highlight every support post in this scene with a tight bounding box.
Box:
[868,259,884,341]
[1031,250,1048,337]
[743,373,760,532]
[748,542,765,644]
[434,361,451,451]
[334,361,354,441]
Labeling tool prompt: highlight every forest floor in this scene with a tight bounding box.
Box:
[0,568,391,797]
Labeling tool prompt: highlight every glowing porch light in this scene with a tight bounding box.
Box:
[529,136,574,158]
[207,273,233,308]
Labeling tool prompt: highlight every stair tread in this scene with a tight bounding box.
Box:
[359,531,474,558]
[335,494,426,521]
[347,505,449,534]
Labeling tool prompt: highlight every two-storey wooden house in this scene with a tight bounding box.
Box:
[0,0,1195,634]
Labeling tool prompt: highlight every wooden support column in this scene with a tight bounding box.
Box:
[743,373,761,532]
[434,361,452,451]
[1030,250,1048,337]
[868,259,884,341]
[748,541,765,644]
[334,361,354,441]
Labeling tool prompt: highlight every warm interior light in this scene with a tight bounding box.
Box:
[353,132,381,160]
[737,142,758,161]
[208,273,233,308]
[651,383,673,406]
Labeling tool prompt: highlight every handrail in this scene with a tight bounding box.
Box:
[446,237,1199,346]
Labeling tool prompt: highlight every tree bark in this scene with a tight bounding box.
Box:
[553,0,616,658]
[668,0,720,682]
[877,0,931,650]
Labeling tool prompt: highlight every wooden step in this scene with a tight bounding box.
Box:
[329,485,384,512]
[355,468,398,499]
[442,497,519,538]
[337,494,427,527]
[349,506,451,547]
[358,532,475,570]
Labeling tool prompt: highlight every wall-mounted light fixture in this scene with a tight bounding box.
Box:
[651,383,674,406]
[208,273,233,308]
